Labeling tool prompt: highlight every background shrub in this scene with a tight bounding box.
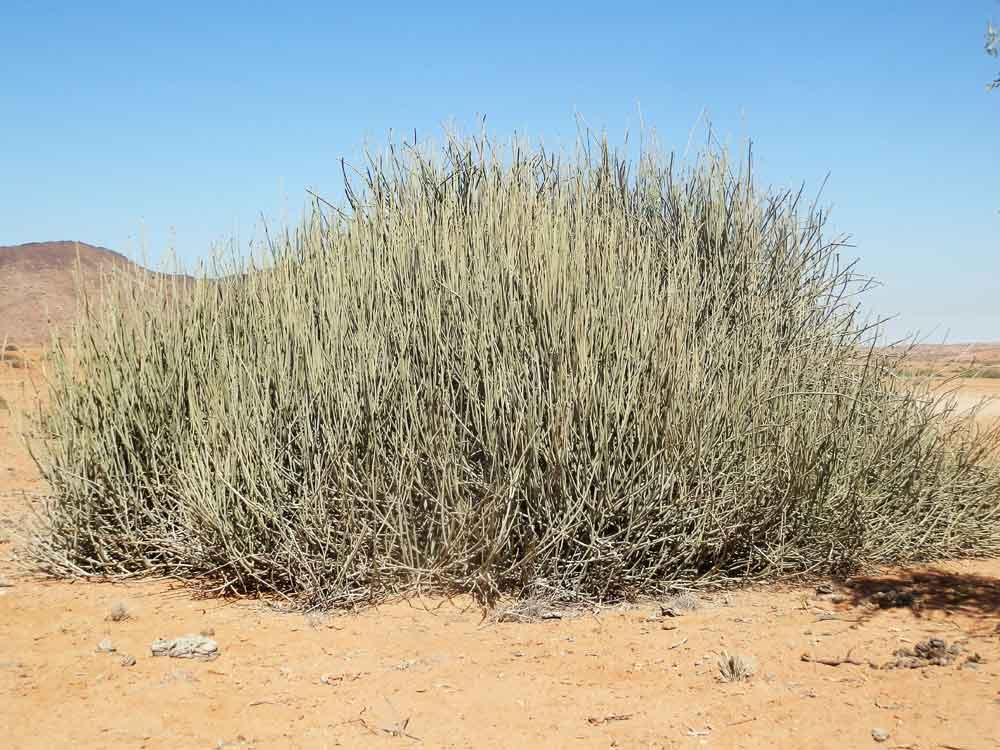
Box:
[26,132,1000,607]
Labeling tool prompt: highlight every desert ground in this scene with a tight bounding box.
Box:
[1,348,999,749]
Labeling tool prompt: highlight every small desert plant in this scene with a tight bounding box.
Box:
[717,651,755,682]
[24,127,1000,609]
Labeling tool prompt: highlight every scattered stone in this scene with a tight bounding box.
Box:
[884,638,960,669]
[660,592,702,618]
[815,583,834,595]
[871,727,890,743]
[96,638,116,653]
[151,635,219,661]
[120,654,137,667]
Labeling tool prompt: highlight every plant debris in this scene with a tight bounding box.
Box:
[801,648,866,667]
[587,713,633,726]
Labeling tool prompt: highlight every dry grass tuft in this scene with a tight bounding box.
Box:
[717,651,755,682]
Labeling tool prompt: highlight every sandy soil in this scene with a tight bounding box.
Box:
[942,379,1000,420]
[2,357,1000,749]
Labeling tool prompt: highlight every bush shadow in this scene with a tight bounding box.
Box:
[844,567,1000,619]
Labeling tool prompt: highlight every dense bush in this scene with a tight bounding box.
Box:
[26,133,1000,607]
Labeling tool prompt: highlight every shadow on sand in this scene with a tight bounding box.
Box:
[844,567,1000,619]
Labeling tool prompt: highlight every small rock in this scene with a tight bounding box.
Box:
[871,728,890,743]
[151,634,219,660]
[815,583,834,595]
[96,638,116,653]
[120,654,136,667]
[885,638,961,669]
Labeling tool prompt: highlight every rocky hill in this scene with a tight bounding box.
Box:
[0,241,152,346]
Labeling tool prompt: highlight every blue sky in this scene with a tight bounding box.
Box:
[3,1,998,341]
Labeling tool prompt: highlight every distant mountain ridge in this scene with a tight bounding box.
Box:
[0,240,151,346]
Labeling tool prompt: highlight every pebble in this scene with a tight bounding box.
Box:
[96,638,116,653]
[871,727,890,743]
[120,654,137,667]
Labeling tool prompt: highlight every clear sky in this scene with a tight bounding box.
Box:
[3,1,998,341]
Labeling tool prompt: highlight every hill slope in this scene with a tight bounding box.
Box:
[0,241,149,346]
